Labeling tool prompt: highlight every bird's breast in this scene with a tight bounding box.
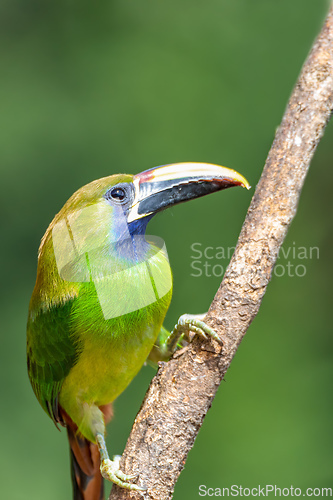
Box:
[59,238,173,408]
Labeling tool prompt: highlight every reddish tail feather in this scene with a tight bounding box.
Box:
[61,405,113,500]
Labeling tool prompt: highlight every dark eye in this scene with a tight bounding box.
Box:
[110,187,126,201]
[104,182,133,206]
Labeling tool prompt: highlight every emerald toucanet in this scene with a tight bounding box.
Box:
[27,162,249,499]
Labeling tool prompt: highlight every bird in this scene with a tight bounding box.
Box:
[27,162,249,499]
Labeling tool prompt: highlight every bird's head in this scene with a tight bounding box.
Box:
[37,163,249,312]
[43,162,250,269]
[53,162,250,241]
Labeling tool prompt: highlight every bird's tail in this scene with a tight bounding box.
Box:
[67,426,104,500]
[62,410,104,500]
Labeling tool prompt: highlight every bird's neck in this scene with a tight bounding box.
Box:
[127,214,153,237]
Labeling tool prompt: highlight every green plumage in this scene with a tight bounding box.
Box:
[27,174,172,440]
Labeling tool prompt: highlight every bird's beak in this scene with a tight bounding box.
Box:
[127,162,250,223]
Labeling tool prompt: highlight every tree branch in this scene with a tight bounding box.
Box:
[110,5,333,499]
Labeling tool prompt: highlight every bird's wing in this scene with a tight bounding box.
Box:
[27,298,79,426]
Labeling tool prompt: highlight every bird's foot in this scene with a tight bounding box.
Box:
[175,314,222,344]
[100,455,145,491]
[96,433,145,492]
[166,313,222,356]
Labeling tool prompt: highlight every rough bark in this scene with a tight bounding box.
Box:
[110,5,333,500]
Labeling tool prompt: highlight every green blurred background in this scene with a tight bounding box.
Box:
[1,0,332,498]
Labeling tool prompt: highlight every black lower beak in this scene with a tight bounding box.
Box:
[128,162,250,222]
